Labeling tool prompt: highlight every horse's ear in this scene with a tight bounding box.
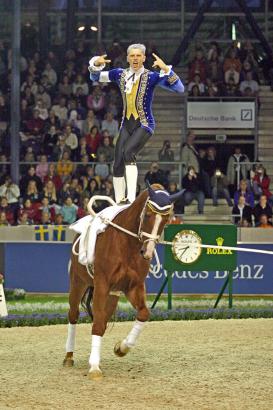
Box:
[169,189,185,203]
[146,180,154,198]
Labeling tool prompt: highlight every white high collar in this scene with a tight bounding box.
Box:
[124,66,145,94]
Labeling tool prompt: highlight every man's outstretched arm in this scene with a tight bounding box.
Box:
[152,53,184,93]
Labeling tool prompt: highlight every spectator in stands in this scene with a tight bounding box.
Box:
[253,195,272,226]
[43,180,58,205]
[158,140,174,162]
[97,135,114,163]
[40,210,52,225]
[223,48,242,79]
[101,179,114,199]
[75,137,90,161]
[239,71,259,96]
[168,181,184,214]
[25,109,45,136]
[58,75,72,97]
[234,179,254,208]
[0,196,14,225]
[17,211,32,225]
[240,59,259,83]
[42,62,57,87]
[224,77,240,97]
[84,178,100,200]
[20,165,43,195]
[232,195,252,226]
[94,153,109,180]
[60,196,78,224]
[226,146,250,195]
[188,72,205,95]
[0,176,20,214]
[82,109,100,135]
[144,162,168,188]
[85,125,101,156]
[56,151,74,182]
[86,85,105,119]
[52,97,68,126]
[38,196,55,222]
[35,85,51,110]
[188,49,207,82]
[101,112,119,138]
[211,169,233,207]
[18,198,38,224]
[45,109,61,131]
[54,213,64,225]
[35,154,49,182]
[207,45,223,83]
[63,124,78,156]
[189,84,201,98]
[182,166,205,214]
[43,126,59,158]
[201,146,217,198]
[24,180,42,204]
[181,130,200,176]
[0,211,9,226]
[44,163,62,191]
[240,41,259,71]
[52,134,71,161]
[251,164,273,202]
[257,214,273,228]
[35,99,49,121]
[72,74,89,96]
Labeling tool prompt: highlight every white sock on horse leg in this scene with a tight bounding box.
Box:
[125,164,138,203]
[113,176,126,203]
[121,320,146,350]
[89,335,102,368]
[65,323,76,352]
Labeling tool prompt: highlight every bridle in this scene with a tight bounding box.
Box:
[137,197,173,245]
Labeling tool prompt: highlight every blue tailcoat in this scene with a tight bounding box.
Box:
[90,68,184,133]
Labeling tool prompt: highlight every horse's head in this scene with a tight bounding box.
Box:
[139,183,184,260]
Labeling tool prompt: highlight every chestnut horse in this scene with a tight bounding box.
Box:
[63,184,182,380]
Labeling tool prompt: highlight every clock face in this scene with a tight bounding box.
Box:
[172,230,202,264]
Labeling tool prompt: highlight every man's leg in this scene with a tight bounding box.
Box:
[212,186,218,206]
[113,127,128,203]
[123,126,151,203]
[196,190,205,214]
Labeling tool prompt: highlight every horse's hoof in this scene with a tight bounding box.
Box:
[63,358,74,367]
[88,368,103,380]
[114,341,130,357]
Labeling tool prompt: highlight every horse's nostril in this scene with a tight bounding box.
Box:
[140,249,144,256]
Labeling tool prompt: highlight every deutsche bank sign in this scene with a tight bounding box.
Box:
[187,101,255,129]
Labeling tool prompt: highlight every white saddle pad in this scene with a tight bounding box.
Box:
[69,204,130,265]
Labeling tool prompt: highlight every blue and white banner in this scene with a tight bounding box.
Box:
[3,243,273,294]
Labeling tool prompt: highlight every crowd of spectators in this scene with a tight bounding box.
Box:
[187,40,260,100]
[0,39,271,228]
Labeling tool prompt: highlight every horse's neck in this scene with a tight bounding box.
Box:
[115,193,148,233]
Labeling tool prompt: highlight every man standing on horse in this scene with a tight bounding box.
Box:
[88,44,184,204]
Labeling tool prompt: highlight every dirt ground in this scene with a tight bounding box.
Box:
[1,320,273,410]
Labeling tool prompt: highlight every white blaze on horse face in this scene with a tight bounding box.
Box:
[143,213,162,260]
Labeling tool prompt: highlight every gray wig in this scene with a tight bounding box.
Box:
[127,43,146,55]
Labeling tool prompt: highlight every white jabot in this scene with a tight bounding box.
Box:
[124,67,145,94]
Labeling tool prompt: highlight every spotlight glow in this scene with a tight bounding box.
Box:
[78,26,85,32]
[90,26,98,32]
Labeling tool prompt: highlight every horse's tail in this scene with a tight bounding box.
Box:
[81,286,94,320]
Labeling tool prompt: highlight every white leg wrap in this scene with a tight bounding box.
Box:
[89,335,102,368]
[65,323,76,353]
[121,320,146,350]
[113,176,126,203]
[125,164,138,203]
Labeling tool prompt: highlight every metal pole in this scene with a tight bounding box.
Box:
[265,0,268,40]
[10,0,21,184]
[97,0,102,44]
[167,271,173,310]
[180,0,185,38]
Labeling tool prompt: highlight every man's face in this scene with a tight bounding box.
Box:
[127,48,146,71]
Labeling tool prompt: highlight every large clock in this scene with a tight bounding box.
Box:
[172,229,202,264]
